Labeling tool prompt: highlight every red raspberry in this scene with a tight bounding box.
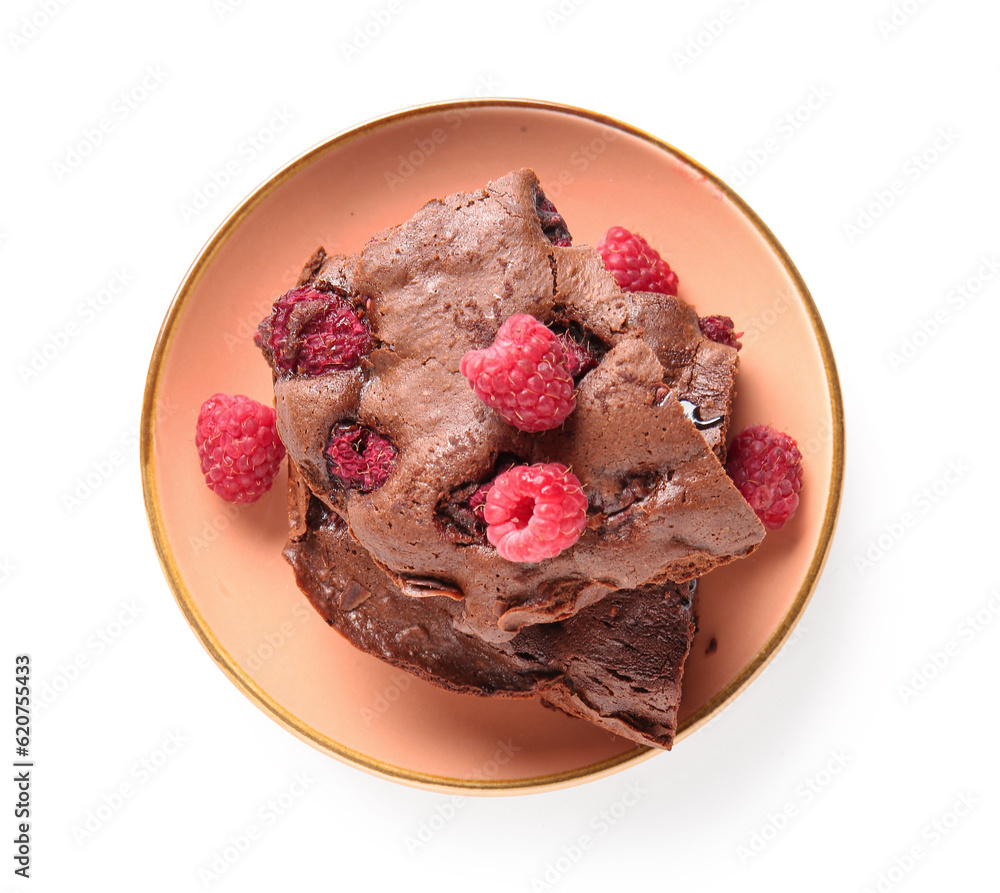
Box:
[460,314,576,433]
[483,463,588,562]
[466,457,522,526]
[554,332,597,378]
[325,423,397,492]
[259,286,371,376]
[596,226,679,296]
[468,483,491,523]
[699,315,743,350]
[726,425,803,530]
[533,185,572,247]
[195,393,285,504]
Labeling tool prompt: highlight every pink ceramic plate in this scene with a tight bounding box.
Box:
[142,99,844,794]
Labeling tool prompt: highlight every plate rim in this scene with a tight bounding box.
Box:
[140,96,845,795]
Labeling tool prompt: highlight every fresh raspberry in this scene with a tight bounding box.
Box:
[258,286,371,376]
[554,332,597,378]
[483,463,588,562]
[195,393,285,504]
[325,423,397,492]
[699,315,743,350]
[464,456,523,530]
[726,425,803,530]
[464,458,521,526]
[460,314,576,433]
[596,226,679,296]
[533,185,572,247]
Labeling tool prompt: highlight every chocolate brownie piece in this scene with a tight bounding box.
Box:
[260,168,763,748]
[260,170,763,648]
[510,581,697,748]
[285,466,695,748]
[552,247,737,458]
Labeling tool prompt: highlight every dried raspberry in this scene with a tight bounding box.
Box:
[195,393,285,504]
[699,315,743,350]
[460,314,576,433]
[726,425,803,530]
[554,332,597,378]
[258,286,371,376]
[466,456,522,525]
[596,226,679,296]
[533,185,572,247]
[325,423,397,492]
[484,463,588,562]
[468,483,491,523]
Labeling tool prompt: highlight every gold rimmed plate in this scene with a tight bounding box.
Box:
[141,98,844,794]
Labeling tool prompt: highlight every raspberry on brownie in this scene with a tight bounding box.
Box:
[482,462,588,562]
[597,225,680,296]
[256,284,371,376]
[699,314,743,350]
[460,314,577,433]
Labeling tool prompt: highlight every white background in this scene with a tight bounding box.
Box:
[3,0,999,890]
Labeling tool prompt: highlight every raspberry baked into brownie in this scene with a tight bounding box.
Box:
[251,169,772,749]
